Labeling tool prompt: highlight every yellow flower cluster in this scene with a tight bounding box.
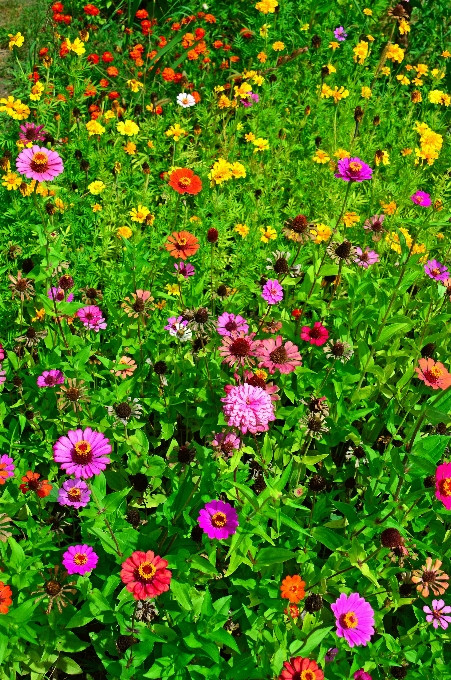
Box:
[2,172,22,190]
[353,41,369,65]
[0,96,30,120]
[255,0,278,13]
[342,212,360,227]
[30,82,45,102]
[208,158,246,185]
[117,120,139,136]
[414,121,443,166]
[321,84,349,102]
[386,44,404,63]
[361,86,372,99]
[86,120,105,136]
[429,90,451,106]
[235,224,249,238]
[127,80,144,93]
[385,227,427,260]
[253,138,269,152]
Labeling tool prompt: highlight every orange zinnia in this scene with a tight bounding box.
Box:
[280,574,306,603]
[19,471,52,498]
[0,582,12,615]
[169,168,202,195]
[415,358,451,390]
[165,231,200,260]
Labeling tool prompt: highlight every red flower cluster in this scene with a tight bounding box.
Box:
[83,3,99,16]
[52,2,71,24]
[19,471,52,498]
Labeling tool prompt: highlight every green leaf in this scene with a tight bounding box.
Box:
[254,547,296,567]
[171,579,193,610]
[311,527,344,551]
[189,555,218,575]
[411,435,450,464]
[296,626,333,656]
[55,656,83,675]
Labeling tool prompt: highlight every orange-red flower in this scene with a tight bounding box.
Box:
[169,168,202,195]
[165,231,200,260]
[415,358,451,390]
[0,582,12,615]
[280,574,306,603]
[279,656,324,680]
[19,471,52,498]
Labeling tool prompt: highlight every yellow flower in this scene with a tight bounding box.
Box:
[166,283,180,296]
[414,121,443,166]
[29,81,45,101]
[429,90,451,106]
[330,86,349,103]
[329,41,340,50]
[361,86,372,98]
[234,82,252,98]
[88,181,106,195]
[334,148,350,159]
[253,137,269,152]
[54,197,66,211]
[414,63,428,76]
[385,227,412,254]
[272,41,285,51]
[235,223,249,238]
[92,203,102,212]
[400,148,413,156]
[0,96,30,120]
[366,35,375,42]
[311,223,332,243]
[260,226,277,242]
[86,120,105,136]
[381,66,390,76]
[32,308,46,322]
[190,215,202,223]
[214,85,225,93]
[124,141,137,154]
[208,158,233,184]
[66,38,86,56]
[363,8,372,15]
[386,44,404,63]
[231,162,246,179]
[342,211,360,227]
[103,110,115,121]
[8,32,24,49]
[257,51,267,63]
[165,123,186,141]
[320,83,333,98]
[260,23,270,37]
[353,41,369,65]
[117,120,139,136]
[255,0,278,14]
[441,51,451,58]
[300,23,309,31]
[245,132,256,142]
[326,63,337,73]
[243,70,257,79]
[253,74,265,86]
[380,200,397,215]
[412,77,423,86]
[437,233,445,239]
[313,149,330,164]
[431,68,445,80]
[127,79,144,93]
[117,226,133,239]
[399,19,410,35]
[2,172,21,190]
[129,205,150,223]
[396,75,410,85]
[218,94,232,109]
[375,150,390,166]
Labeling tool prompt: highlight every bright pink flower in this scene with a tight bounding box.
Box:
[410,190,431,207]
[300,322,329,346]
[76,305,107,331]
[16,145,64,182]
[37,369,65,387]
[219,332,259,368]
[221,383,275,434]
[58,479,91,508]
[423,599,451,629]
[262,279,284,305]
[424,259,449,281]
[331,592,375,647]
[197,500,238,539]
[354,247,379,268]
[436,462,451,510]
[257,335,302,374]
[63,545,98,575]
[211,431,241,456]
[335,157,372,182]
[354,670,372,680]
[216,312,249,337]
[53,427,111,478]
[120,550,172,600]
[0,455,14,485]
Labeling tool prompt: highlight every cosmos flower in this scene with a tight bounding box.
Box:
[221,382,275,434]
[301,322,329,346]
[257,336,302,374]
[262,279,284,305]
[436,462,451,510]
[410,190,431,207]
[37,369,65,388]
[177,92,196,107]
[120,550,172,600]
[53,427,111,479]
[334,157,373,182]
[423,599,451,630]
[62,545,98,575]
[216,312,249,337]
[58,479,91,508]
[0,455,14,485]
[280,575,305,603]
[354,247,379,268]
[16,145,63,181]
[415,358,451,389]
[168,169,202,195]
[412,558,449,597]
[165,231,200,259]
[331,592,375,647]
[197,500,239,539]
[424,259,449,281]
[279,656,324,680]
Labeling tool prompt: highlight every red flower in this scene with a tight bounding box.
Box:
[19,471,52,498]
[99,78,109,87]
[291,309,302,318]
[52,1,63,10]
[135,8,148,18]
[169,168,202,195]
[83,4,99,15]
[107,66,119,77]
[300,322,329,346]
[279,656,324,680]
[108,91,120,100]
[415,358,451,390]
[0,583,12,615]
[162,67,175,81]
[62,15,72,24]
[195,27,206,40]
[120,550,172,600]
[87,53,99,64]
[165,231,200,260]
[102,51,114,63]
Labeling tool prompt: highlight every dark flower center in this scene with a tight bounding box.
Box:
[359,252,370,262]
[290,215,308,233]
[330,342,345,356]
[274,258,289,273]
[339,612,358,629]
[372,220,383,232]
[247,375,266,389]
[30,151,49,173]
[132,298,145,312]
[229,338,251,357]
[269,346,288,364]
[44,374,57,386]
[211,511,227,527]
[224,320,237,332]
[86,288,98,299]
[309,327,321,339]
[439,477,451,497]
[221,441,235,454]
[307,416,323,432]
[194,307,209,323]
[72,440,93,464]
[27,478,40,491]
[66,388,81,401]
[67,487,81,500]
[335,241,352,259]
[26,327,36,339]
[422,570,436,583]
[115,402,132,419]
[16,279,28,291]
[45,580,62,596]
[136,561,156,582]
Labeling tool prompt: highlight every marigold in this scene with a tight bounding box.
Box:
[255,0,278,13]
[280,575,306,603]
[208,158,233,185]
[342,211,360,227]
[165,123,186,141]
[353,41,368,64]
[235,223,249,238]
[86,120,105,136]
[260,226,277,243]
[117,226,132,239]
[117,120,139,136]
[8,32,24,49]
[272,41,285,51]
[88,181,105,195]
[386,44,404,63]
[2,172,22,190]
[311,224,332,243]
[313,150,330,164]
[129,205,150,222]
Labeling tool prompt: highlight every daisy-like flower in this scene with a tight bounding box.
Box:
[0,582,13,615]
[168,169,202,195]
[283,214,312,243]
[257,335,302,374]
[63,545,98,575]
[279,656,324,680]
[363,214,385,241]
[354,247,379,268]
[410,190,431,207]
[106,398,144,425]
[211,431,241,457]
[31,565,77,615]
[120,550,172,600]
[335,157,373,182]
[19,122,46,142]
[415,358,451,389]
[111,356,137,379]
[219,332,259,368]
[216,312,249,337]
[58,378,89,413]
[121,290,154,318]
[299,413,329,439]
[331,593,375,648]
[197,500,239,539]
[301,322,329,346]
[221,382,275,434]
[334,26,347,41]
[165,231,200,259]
[280,574,306,603]
[164,315,193,342]
[15,326,47,348]
[58,479,91,508]
[327,240,356,264]
[0,455,14,485]
[76,305,107,331]
[423,599,451,630]
[48,287,74,303]
[436,462,451,509]
[8,271,35,300]
[16,145,63,181]
[266,251,301,278]
[174,261,195,278]
[424,259,449,281]
[177,92,196,107]
[262,279,283,305]
[412,558,449,597]
[53,427,111,479]
[37,369,65,388]
[19,471,52,498]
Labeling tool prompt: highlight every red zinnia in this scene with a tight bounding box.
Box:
[0,583,12,615]
[300,322,329,346]
[84,3,99,15]
[165,231,200,260]
[19,471,52,498]
[279,656,324,680]
[169,168,202,195]
[135,8,148,18]
[120,550,172,600]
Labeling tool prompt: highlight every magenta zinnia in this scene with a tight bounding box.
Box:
[331,593,375,647]
[58,479,91,508]
[0,455,15,485]
[424,259,449,281]
[435,462,451,510]
[262,279,284,305]
[62,545,98,575]
[16,145,64,182]
[216,312,249,337]
[76,305,107,331]
[53,427,111,478]
[334,157,372,182]
[300,322,329,346]
[257,335,302,374]
[221,383,275,434]
[37,369,65,388]
[197,500,239,539]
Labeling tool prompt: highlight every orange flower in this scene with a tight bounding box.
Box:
[19,471,52,498]
[165,231,200,260]
[0,582,12,615]
[280,575,306,603]
[111,356,137,379]
[412,558,449,597]
[415,358,451,390]
[169,168,202,195]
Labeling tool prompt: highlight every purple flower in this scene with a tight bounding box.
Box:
[325,648,338,663]
[354,671,372,680]
[174,261,195,278]
[410,190,431,207]
[217,312,249,337]
[423,599,451,629]
[76,305,106,331]
[16,145,63,182]
[354,247,379,268]
[334,26,347,41]
[0,454,15,484]
[19,123,46,142]
[262,279,283,305]
[424,259,449,281]
[48,287,74,303]
[363,214,385,241]
[53,427,111,479]
[62,544,98,575]
[197,500,239,539]
[221,383,275,434]
[165,316,188,335]
[58,479,91,508]
[37,369,65,387]
[241,92,259,107]
[335,157,373,182]
[331,592,375,647]
[211,431,241,456]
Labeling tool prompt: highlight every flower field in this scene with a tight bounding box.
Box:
[0,0,451,677]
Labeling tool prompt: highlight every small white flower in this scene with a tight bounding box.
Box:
[177,92,196,108]
[202,3,209,9]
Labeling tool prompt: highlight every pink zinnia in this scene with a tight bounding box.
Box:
[76,305,107,331]
[0,364,5,385]
[219,332,259,368]
[197,500,239,539]
[424,259,449,281]
[435,462,451,510]
[354,247,379,268]
[423,599,451,630]
[221,383,275,434]
[18,122,46,142]
[0,343,4,361]
[301,322,329,346]
[211,431,241,456]
[16,145,64,182]
[62,544,98,575]
[354,671,372,680]
[58,479,91,508]
[415,358,451,390]
[410,190,431,207]
[216,312,249,337]
[53,427,111,478]
[257,335,302,374]
[262,279,284,305]
[120,550,172,600]
[37,369,65,387]
[335,157,372,182]
[331,592,375,647]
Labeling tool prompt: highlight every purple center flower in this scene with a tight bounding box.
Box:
[424,259,449,281]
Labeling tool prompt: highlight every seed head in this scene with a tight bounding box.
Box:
[207,228,219,243]
[153,360,168,375]
[381,528,403,548]
[309,474,327,492]
[304,594,323,612]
